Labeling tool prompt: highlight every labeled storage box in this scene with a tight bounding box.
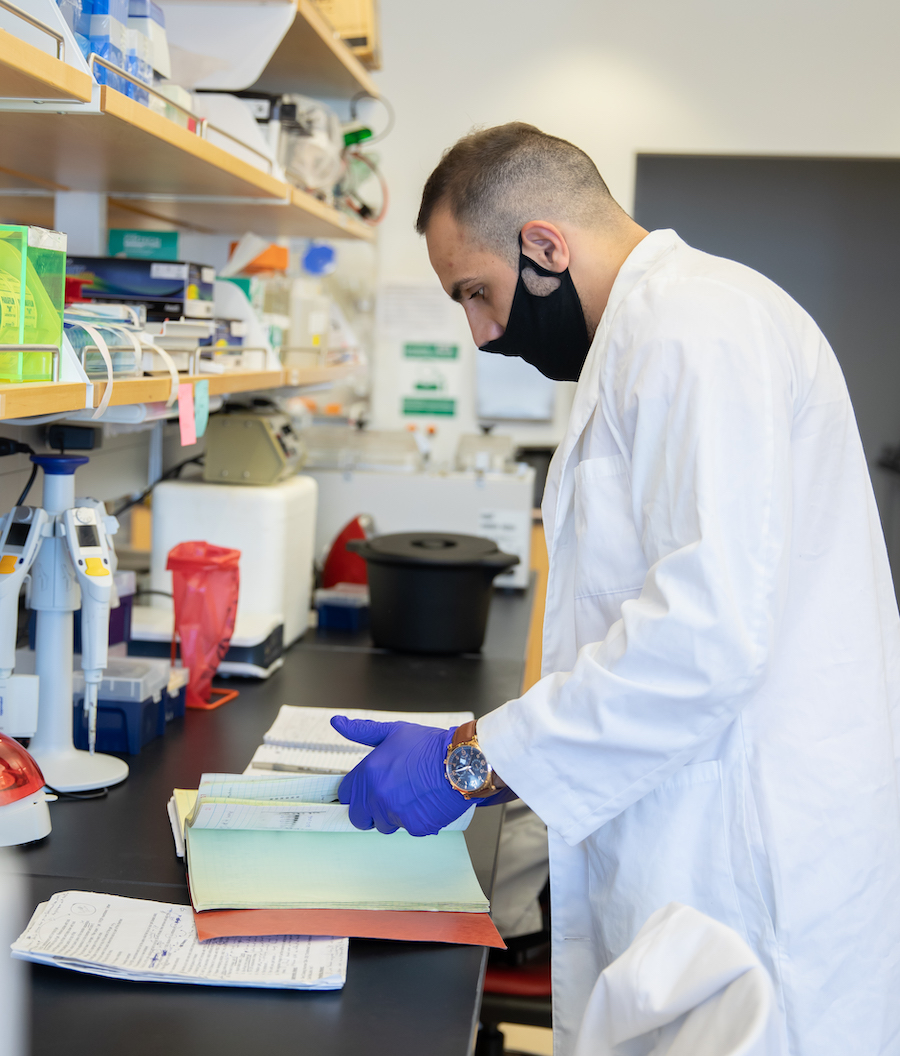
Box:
[0,225,66,382]
[312,0,380,69]
[66,256,215,322]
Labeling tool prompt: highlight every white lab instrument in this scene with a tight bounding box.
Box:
[25,455,128,792]
[0,734,52,848]
[150,474,317,647]
[202,410,305,486]
[0,506,49,681]
[129,606,283,679]
[61,506,113,753]
[303,467,534,590]
[0,508,47,742]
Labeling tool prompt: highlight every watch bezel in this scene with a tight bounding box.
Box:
[445,738,494,796]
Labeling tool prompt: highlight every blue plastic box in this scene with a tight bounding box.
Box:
[164,668,188,722]
[73,692,165,754]
[71,655,172,754]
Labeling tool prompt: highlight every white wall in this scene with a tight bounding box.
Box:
[367,0,900,460]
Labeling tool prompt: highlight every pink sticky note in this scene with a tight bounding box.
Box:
[178,383,197,446]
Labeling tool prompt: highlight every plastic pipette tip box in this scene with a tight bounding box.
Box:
[72,693,164,755]
[315,585,370,632]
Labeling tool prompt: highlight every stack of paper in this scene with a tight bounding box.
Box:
[175,772,487,914]
[168,772,475,851]
[248,705,474,775]
[12,890,348,990]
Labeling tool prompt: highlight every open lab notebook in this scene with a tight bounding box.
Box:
[175,773,490,916]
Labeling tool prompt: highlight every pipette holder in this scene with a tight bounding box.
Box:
[25,456,128,792]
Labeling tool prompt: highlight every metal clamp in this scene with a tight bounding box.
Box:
[0,0,64,60]
[89,53,196,124]
[0,344,60,382]
[88,54,274,175]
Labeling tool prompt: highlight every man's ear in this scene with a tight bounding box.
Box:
[520,221,570,274]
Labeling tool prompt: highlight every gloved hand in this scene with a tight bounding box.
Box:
[331,716,471,836]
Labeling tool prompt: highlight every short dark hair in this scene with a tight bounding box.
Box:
[416,122,621,262]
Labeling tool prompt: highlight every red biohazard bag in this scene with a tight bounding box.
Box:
[167,541,240,710]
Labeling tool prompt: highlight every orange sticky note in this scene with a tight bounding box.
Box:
[178,383,196,446]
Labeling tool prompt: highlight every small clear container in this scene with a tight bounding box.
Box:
[303,426,422,472]
[0,225,66,383]
[72,655,171,703]
[455,433,516,474]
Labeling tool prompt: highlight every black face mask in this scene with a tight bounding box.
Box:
[479,247,591,382]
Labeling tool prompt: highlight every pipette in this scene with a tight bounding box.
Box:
[62,507,113,754]
[0,507,49,681]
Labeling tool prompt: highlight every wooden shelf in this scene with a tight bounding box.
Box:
[0,85,375,239]
[0,86,284,198]
[112,186,374,239]
[0,187,375,239]
[0,27,93,102]
[249,0,378,98]
[0,365,352,420]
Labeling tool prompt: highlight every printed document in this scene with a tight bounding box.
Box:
[12,891,348,989]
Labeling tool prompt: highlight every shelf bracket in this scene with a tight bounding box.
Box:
[0,81,101,113]
[108,192,293,207]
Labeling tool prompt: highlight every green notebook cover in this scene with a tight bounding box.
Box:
[186,826,489,913]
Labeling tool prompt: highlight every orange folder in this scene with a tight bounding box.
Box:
[194,907,506,949]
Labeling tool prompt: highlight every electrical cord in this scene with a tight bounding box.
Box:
[0,438,38,506]
[349,91,395,144]
[112,455,204,518]
[15,463,38,507]
[44,783,109,800]
[342,148,389,224]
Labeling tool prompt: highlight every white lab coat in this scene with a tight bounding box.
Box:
[573,902,782,1056]
[478,230,900,1056]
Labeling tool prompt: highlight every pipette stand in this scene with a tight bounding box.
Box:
[25,456,128,792]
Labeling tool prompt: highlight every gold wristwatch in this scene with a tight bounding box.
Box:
[444,721,504,799]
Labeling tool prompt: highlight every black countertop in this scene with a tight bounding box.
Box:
[20,584,532,1056]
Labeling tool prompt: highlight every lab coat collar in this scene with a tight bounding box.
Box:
[545,229,683,550]
[572,228,683,441]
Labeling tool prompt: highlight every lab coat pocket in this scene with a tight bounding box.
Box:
[585,761,749,965]
[573,455,647,599]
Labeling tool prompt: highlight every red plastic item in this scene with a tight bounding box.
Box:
[64,276,90,304]
[321,516,369,588]
[0,733,45,806]
[167,541,241,710]
[483,961,552,997]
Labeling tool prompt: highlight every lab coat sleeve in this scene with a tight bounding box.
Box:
[477,277,796,846]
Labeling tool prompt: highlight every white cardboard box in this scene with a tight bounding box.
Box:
[151,475,317,645]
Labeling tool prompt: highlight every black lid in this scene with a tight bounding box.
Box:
[348,532,518,570]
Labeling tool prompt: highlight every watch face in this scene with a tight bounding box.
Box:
[446,744,490,794]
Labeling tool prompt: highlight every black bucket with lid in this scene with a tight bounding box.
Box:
[347,532,519,654]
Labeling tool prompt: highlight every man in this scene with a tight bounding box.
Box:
[332,123,900,1054]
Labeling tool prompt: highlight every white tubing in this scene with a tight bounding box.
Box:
[72,323,115,420]
[140,337,181,407]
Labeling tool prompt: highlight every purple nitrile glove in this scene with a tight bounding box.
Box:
[331,716,471,837]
